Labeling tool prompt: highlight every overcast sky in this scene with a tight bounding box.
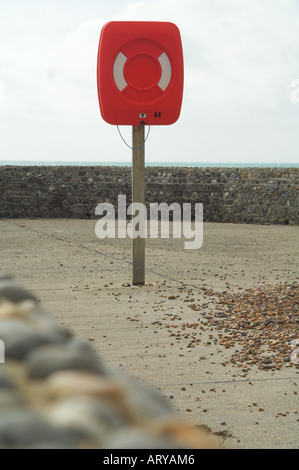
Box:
[0,0,299,164]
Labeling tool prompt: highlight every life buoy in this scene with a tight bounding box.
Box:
[113,44,172,103]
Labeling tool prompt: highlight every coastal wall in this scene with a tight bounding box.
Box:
[0,166,298,224]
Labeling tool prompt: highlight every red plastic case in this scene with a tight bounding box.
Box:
[97,21,184,125]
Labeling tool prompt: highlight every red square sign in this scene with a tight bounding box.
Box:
[97,21,184,126]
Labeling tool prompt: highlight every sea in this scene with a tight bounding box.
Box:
[0,161,298,168]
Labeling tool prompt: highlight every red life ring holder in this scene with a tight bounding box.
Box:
[97,21,184,125]
[113,38,172,103]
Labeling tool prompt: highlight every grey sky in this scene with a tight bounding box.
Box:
[0,0,298,164]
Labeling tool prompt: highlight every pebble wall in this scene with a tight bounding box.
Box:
[0,166,298,224]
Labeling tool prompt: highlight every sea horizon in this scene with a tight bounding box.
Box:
[0,161,298,168]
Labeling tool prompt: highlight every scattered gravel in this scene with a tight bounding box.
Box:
[204,282,299,371]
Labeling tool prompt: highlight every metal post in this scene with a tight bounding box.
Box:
[132,125,145,285]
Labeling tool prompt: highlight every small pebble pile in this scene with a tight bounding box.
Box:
[0,274,220,449]
[204,282,299,372]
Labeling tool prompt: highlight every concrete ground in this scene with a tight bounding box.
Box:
[0,218,298,449]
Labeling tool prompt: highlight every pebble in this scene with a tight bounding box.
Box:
[45,397,127,441]
[0,390,23,407]
[0,276,37,304]
[0,317,67,360]
[0,409,76,449]
[0,369,15,390]
[26,338,108,379]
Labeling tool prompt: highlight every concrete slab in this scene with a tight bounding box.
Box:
[0,218,298,448]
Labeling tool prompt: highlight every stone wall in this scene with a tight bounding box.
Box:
[0,166,298,224]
